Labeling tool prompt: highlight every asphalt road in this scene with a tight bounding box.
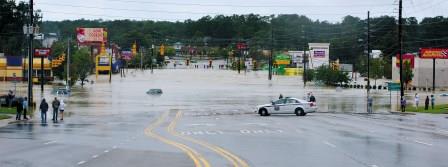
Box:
[1,69,448,167]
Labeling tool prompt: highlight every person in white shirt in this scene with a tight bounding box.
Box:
[59,100,65,121]
[414,93,419,109]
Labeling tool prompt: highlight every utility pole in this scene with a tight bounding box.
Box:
[398,0,404,111]
[269,22,273,80]
[151,44,154,74]
[27,0,34,108]
[67,39,70,88]
[367,11,371,113]
[140,47,143,70]
[302,25,307,87]
[109,43,112,83]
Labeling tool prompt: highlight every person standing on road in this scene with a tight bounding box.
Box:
[22,97,28,120]
[51,97,60,123]
[309,93,316,103]
[367,96,373,113]
[59,100,65,121]
[414,93,419,109]
[431,94,435,109]
[40,99,49,123]
[400,98,406,112]
[425,96,430,110]
[16,98,23,120]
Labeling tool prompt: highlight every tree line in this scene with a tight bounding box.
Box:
[2,0,448,78]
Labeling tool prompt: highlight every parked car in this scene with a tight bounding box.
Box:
[255,97,317,116]
[146,89,163,95]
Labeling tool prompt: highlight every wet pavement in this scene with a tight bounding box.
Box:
[1,69,448,167]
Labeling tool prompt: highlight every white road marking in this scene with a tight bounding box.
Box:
[438,129,448,135]
[370,165,379,167]
[414,140,433,146]
[44,141,56,145]
[323,141,337,148]
[244,123,268,126]
[104,150,109,153]
[187,123,216,126]
[92,155,99,159]
[77,161,86,165]
[112,146,117,149]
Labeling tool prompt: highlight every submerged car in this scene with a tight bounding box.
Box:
[146,89,163,95]
[255,97,317,116]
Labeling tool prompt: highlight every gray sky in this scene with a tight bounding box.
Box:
[33,0,448,22]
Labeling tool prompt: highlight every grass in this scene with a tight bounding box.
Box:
[0,107,16,114]
[0,114,11,120]
[407,104,448,114]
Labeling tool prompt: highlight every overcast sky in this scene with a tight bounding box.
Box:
[32,0,447,22]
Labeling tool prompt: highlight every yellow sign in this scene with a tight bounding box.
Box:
[160,44,165,56]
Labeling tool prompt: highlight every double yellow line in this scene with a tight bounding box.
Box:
[168,111,249,167]
[144,112,210,167]
[145,111,249,167]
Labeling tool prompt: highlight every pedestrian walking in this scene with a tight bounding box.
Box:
[425,96,429,110]
[279,94,283,99]
[414,93,419,109]
[306,92,311,102]
[51,97,60,123]
[59,100,65,121]
[431,94,435,109]
[22,97,28,120]
[15,98,22,120]
[367,96,373,113]
[401,98,406,112]
[40,99,49,123]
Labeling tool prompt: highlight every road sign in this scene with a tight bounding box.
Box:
[387,82,400,91]
[236,43,247,50]
[34,48,51,57]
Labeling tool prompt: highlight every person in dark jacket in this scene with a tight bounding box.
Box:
[425,96,430,110]
[40,99,49,123]
[51,97,60,123]
[16,98,22,120]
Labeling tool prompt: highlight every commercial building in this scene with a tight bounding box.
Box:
[0,56,53,82]
[392,54,448,89]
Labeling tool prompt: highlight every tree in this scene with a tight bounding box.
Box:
[303,69,314,82]
[314,65,350,85]
[70,48,93,86]
[403,61,414,88]
[370,58,385,86]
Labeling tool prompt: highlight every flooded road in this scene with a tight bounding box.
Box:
[1,69,448,167]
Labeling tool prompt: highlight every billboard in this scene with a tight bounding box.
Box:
[34,48,51,57]
[313,50,325,58]
[420,48,448,59]
[122,51,133,60]
[76,28,107,44]
[98,56,110,66]
[396,53,415,68]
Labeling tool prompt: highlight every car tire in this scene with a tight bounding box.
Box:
[295,108,305,116]
[259,108,269,116]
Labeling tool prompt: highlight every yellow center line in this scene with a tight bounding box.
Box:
[168,111,250,167]
[144,112,210,167]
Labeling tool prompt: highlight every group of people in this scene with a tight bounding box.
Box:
[400,93,436,112]
[414,93,435,110]
[39,97,65,123]
[15,97,29,120]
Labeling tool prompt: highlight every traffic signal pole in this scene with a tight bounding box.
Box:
[28,0,34,108]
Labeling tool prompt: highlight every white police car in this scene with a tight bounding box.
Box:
[256,97,317,116]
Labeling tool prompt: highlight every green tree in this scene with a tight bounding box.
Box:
[70,48,93,86]
[403,61,414,88]
[370,58,385,86]
[314,65,350,85]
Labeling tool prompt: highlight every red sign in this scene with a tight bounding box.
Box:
[76,28,107,44]
[396,53,415,68]
[420,48,448,59]
[34,48,51,57]
[236,43,247,49]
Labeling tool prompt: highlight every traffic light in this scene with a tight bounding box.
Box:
[131,42,137,56]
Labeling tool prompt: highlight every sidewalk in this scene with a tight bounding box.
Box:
[0,115,30,128]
